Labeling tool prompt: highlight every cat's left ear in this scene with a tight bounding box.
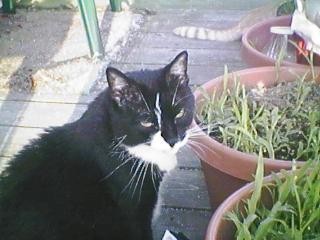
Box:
[106,67,131,106]
[167,51,189,84]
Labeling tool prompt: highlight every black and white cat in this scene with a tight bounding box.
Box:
[0,51,195,240]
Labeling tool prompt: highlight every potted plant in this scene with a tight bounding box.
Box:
[241,15,320,69]
[205,152,320,239]
[189,66,320,210]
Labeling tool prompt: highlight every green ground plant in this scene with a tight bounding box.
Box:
[198,67,320,161]
[227,152,320,240]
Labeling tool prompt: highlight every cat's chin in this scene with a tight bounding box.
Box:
[124,132,188,172]
[124,144,178,172]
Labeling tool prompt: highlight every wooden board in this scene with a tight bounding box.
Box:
[152,207,212,240]
[160,167,210,209]
[0,126,44,157]
[0,90,96,104]
[125,47,243,66]
[0,100,86,128]
[147,9,245,22]
[139,32,242,50]
[177,147,201,169]
[143,9,245,34]
[144,19,237,34]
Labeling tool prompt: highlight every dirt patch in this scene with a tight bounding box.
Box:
[247,79,320,108]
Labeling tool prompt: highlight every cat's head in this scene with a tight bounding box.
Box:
[106,51,194,172]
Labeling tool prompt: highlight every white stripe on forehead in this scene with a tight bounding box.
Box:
[172,81,180,106]
[138,88,151,112]
[155,93,162,128]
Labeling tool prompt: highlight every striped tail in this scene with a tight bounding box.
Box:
[173,25,243,42]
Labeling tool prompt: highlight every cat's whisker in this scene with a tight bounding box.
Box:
[154,168,162,179]
[187,130,207,137]
[110,135,127,151]
[151,164,161,179]
[121,160,143,196]
[151,163,158,193]
[188,135,208,141]
[130,160,144,186]
[132,161,148,200]
[100,156,134,182]
[138,88,152,113]
[173,93,194,107]
[138,162,150,202]
[187,143,211,161]
[130,158,139,174]
[188,124,208,130]
[187,125,210,133]
[171,79,181,106]
[187,126,213,136]
[187,131,207,138]
[186,141,206,157]
[187,131,209,139]
[188,134,205,139]
[187,139,219,158]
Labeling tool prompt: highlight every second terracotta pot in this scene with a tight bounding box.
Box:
[205,172,279,240]
[241,15,320,68]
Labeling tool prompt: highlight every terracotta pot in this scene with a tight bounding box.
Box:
[191,66,312,210]
[241,15,320,68]
[205,173,278,240]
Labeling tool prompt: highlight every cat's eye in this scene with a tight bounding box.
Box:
[140,121,154,128]
[175,108,185,119]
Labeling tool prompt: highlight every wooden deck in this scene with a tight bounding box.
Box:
[0,7,248,240]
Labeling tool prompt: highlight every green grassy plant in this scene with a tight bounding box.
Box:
[227,153,320,239]
[198,67,320,161]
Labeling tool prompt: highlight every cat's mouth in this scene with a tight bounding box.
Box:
[149,131,189,154]
[123,132,189,172]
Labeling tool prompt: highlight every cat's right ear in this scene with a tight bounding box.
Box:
[106,67,130,105]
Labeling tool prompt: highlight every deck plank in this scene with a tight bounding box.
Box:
[0,100,86,128]
[143,9,245,34]
[0,90,96,104]
[139,32,242,50]
[146,9,245,22]
[144,19,238,34]
[125,47,243,66]
[177,147,201,169]
[0,126,44,157]
[153,207,212,240]
[160,168,210,209]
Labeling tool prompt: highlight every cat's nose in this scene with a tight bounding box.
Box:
[167,138,178,147]
[167,133,186,147]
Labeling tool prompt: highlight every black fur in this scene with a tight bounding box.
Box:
[0,51,194,240]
